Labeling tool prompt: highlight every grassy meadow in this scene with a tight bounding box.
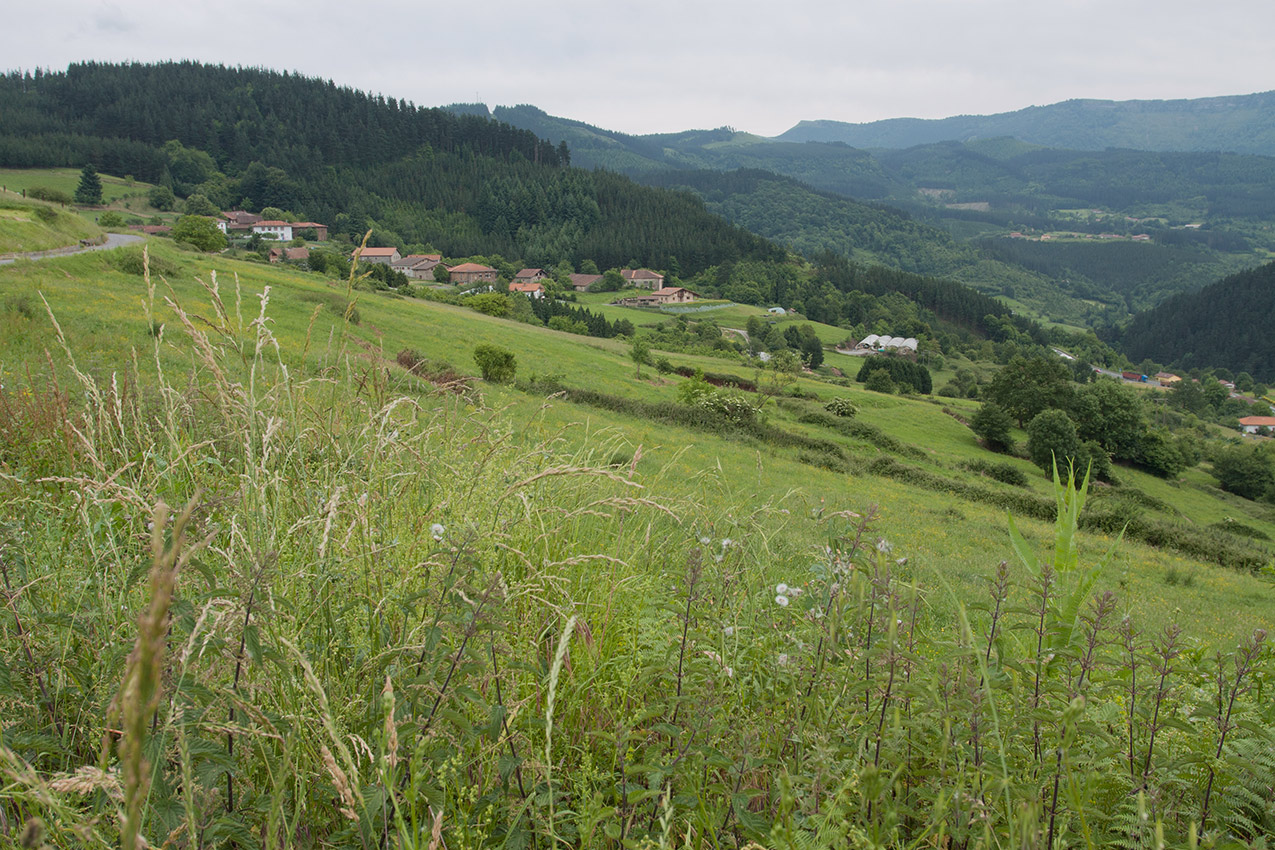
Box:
[0,195,102,254]
[1,240,1273,848]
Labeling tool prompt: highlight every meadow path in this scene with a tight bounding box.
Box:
[0,232,144,265]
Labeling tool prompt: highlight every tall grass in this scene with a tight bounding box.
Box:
[0,263,1271,848]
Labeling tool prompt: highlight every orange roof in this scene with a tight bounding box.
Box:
[360,247,400,257]
[1239,416,1275,426]
[254,220,292,227]
[449,262,496,272]
[509,281,544,292]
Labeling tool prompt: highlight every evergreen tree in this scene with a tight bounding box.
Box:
[74,163,103,205]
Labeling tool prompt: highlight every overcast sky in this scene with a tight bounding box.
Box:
[5,0,1273,137]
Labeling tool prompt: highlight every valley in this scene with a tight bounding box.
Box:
[1,63,1273,849]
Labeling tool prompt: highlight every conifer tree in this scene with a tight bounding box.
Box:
[75,163,103,205]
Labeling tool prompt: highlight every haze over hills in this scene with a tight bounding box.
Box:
[5,62,1274,371]
[777,91,1275,156]
[481,102,1275,326]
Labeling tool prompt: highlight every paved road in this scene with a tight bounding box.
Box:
[0,232,145,265]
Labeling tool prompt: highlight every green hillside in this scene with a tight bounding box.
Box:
[777,91,1275,155]
[2,239,1273,847]
[486,105,1275,325]
[0,192,101,253]
[1119,260,1275,382]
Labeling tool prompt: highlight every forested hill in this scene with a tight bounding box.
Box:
[1118,261,1275,381]
[0,62,780,272]
[779,91,1275,155]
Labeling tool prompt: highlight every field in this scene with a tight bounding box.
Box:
[1,240,1273,848]
[0,195,102,254]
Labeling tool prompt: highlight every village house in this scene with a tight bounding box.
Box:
[393,254,444,280]
[447,262,498,286]
[292,221,328,241]
[252,220,293,241]
[1239,416,1275,435]
[217,211,260,235]
[508,281,546,299]
[620,268,664,289]
[513,268,550,284]
[569,273,602,292]
[1155,372,1181,386]
[614,286,699,307]
[356,246,402,265]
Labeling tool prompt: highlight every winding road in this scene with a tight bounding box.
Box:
[0,232,145,265]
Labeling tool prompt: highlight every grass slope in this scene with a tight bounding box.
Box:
[2,240,1270,638]
[2,240,1274,848]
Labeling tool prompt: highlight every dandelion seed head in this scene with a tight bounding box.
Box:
[723,626,734,637]
[777,653,789,666]
[776,583,789,595]
[876,538,892,554]
[699,536,711,545]
[430,523,445,541]
[775,594,790,607]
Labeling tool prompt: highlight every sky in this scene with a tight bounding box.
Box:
[5,0,1274,137]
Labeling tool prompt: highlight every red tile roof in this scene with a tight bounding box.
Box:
[509,281,545,292]
[449,262,496,272]
[360,247,400,257]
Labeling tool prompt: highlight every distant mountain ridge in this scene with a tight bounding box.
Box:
[777,91,1275,156]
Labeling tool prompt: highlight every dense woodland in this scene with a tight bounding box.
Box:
[1118,261,1275,381]
[0,63,779,274]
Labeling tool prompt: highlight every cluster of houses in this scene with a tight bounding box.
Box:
[207,213,697,304]
[350,251,699,304]
[217,211,329,242]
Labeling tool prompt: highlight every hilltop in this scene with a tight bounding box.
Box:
[777,91,1275,155]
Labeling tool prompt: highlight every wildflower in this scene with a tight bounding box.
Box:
[876,538,892,554]
[723,626,734,637]
[430,523,445,541]
[699,535,711,545]
[896,557,908,566]
[721,538,733,548]
[776,583,790,595]
[775,594,790,607]
[777,653,789,666]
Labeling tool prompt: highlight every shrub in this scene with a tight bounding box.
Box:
[171,215,227,252]
[823,397,857,417]
[99,211,125,228]
[466,292,510,317]
[857,356,932,394]
[864,370,895,394]
[32,205,58,223]
[1081,439,1115,483]
[971,402,1015,452]
[473,344,517,383]
[28,186,73,204]
[1026,408,1081,474]
[108,249,179,278]
[696,390,756,425]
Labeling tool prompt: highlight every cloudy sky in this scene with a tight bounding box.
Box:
[6,0,1273,137]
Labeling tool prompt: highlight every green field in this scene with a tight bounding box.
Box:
[0,195,102,253]
[2,241,1273,848]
